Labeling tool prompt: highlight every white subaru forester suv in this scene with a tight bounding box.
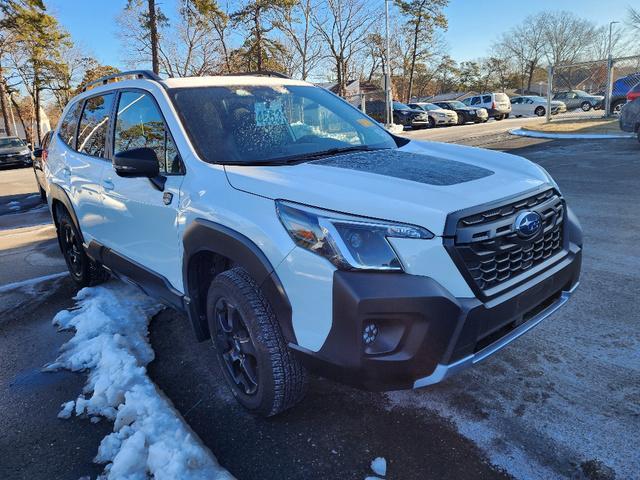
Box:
[45,71,582,416]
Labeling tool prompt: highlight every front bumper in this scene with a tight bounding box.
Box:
[291,220,582,391]
[0,154,32,167]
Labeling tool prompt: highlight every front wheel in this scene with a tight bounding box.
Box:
[581,101,592,112]
[207,267,307,417]
[428,116,435,128]
[38,185,46,203]
[535,106,546,117]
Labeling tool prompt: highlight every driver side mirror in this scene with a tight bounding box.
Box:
[113,147,160,178]
[33,147,43,158]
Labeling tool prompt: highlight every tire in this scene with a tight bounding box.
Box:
[581,101,591,112]
[495,115,504,121]
[611,100,624,115]
[207,267,307,417]
[535,106,546,117]
[38,185,46,203]
[504,113,510,119]
[428,116,435,128]
[457,114,465,125]
[56,206,110,287]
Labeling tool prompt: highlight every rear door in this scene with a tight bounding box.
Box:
[510,97,524,116]
[64,93,115,243]
[98,89,185,289]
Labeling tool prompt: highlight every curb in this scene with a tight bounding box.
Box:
[509,128,635,140]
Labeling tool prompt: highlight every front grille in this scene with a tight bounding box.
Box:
[451,189,565,293]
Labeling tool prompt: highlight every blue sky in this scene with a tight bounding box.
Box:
[45,0,636,68]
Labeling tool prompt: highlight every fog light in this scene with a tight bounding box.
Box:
[363,323,378,345]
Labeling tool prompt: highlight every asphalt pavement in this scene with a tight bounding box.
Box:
[0,133,638,480]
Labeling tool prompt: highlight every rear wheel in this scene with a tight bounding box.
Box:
[535,106,546,117]
[495,115,504,121]
[581,101,591,112]
[207,267,307,417]
[611,100,624,115]
[56,207,109,287]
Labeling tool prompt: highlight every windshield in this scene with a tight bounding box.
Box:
[0,137,25,148]
[393,101,411,110]
[574,90,589,97]
[423,103,440,111]
[169,85,396,165]
[447,101,466,108]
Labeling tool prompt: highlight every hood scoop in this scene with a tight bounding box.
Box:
[311,149,494,186]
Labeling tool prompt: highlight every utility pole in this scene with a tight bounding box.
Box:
[604,21,619,117]
[384,0,393,128]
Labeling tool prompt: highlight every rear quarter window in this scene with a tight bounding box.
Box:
[58,102,82,148]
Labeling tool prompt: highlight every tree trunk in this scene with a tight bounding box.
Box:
[33,66,42,146]
[0,68,12,137]
[407,19,421,103]
[10,95,30,145]
[526,60,536,92]
[255,7,262,72]
[148,0,160,74]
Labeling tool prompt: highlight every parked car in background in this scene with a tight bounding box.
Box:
[407,102,458,127]
[366,100,430,129]
[553,90,603,112]
[619,98,640,144]
[433,101,488,124]
[462,93,511,120]
[0,136,32,168]
[610,73,640,114]
[510,96,567,117]
[32,130,52,201]
[626,82,640,103]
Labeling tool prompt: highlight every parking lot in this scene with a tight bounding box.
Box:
[0,131,638,480]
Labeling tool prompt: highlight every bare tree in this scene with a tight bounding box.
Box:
[313,0,376,97]
[628,6,640,32]
[274,0,322,80]
[543,11,596,66]
[495,13,546,93]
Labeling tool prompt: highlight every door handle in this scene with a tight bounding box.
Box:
[102,179,114,191]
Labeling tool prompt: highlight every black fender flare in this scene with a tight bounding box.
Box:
[48,183,83,243]
[182,219,295,344]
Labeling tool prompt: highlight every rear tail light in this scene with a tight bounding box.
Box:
[42,149,48,163]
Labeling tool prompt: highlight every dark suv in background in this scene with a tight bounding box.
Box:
[365,100,430,129]
[0,136,32,168]
[433,100,489,124]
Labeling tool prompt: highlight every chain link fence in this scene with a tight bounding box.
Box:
[546,55,640,122]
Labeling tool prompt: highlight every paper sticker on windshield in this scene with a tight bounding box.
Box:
[357,118,373,127]
[254,100,287,127]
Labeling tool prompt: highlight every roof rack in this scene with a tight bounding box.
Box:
[225,70,290,79]
[81,70,163,92]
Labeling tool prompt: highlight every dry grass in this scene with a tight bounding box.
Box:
[521,118,623,134]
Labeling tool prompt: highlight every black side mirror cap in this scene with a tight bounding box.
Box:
[113,147,160,178]
[33,148,43,158]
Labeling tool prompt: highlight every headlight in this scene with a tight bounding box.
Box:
[437,113,445,117]
[19,149,30,155]
[276,200,433,271]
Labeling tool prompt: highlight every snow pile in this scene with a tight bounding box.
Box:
[45,282,233,480]
[364,456,387,479]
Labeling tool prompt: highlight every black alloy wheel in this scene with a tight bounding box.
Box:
[428,116,436,128]
[535,106,546,117]
[60,221,84,281]
[213,297,259,396]
[457,113,465,125]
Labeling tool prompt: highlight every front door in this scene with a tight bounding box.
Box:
[98,89,185,290]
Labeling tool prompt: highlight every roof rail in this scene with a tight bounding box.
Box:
[225,70,290,79]
[81,70,163,92]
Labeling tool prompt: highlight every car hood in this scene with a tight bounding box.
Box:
[224,141,551,236]
[0,146,27,155]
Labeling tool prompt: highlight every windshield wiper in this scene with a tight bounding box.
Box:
[274,145,391,164]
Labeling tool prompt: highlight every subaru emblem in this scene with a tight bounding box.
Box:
[514,211,542,238]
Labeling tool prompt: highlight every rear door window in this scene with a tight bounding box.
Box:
[58,102,82,148]
[482,95,492,103]
[77,93,115,158]
[471,97,481,105]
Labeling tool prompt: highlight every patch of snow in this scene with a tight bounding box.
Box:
[509,128,634,140]
[46,281,233,480]
[370,457,386,477]
[58,400,75,419]
[0,271,67,294]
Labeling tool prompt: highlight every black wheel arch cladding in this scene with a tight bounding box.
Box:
[182,219,296,344]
